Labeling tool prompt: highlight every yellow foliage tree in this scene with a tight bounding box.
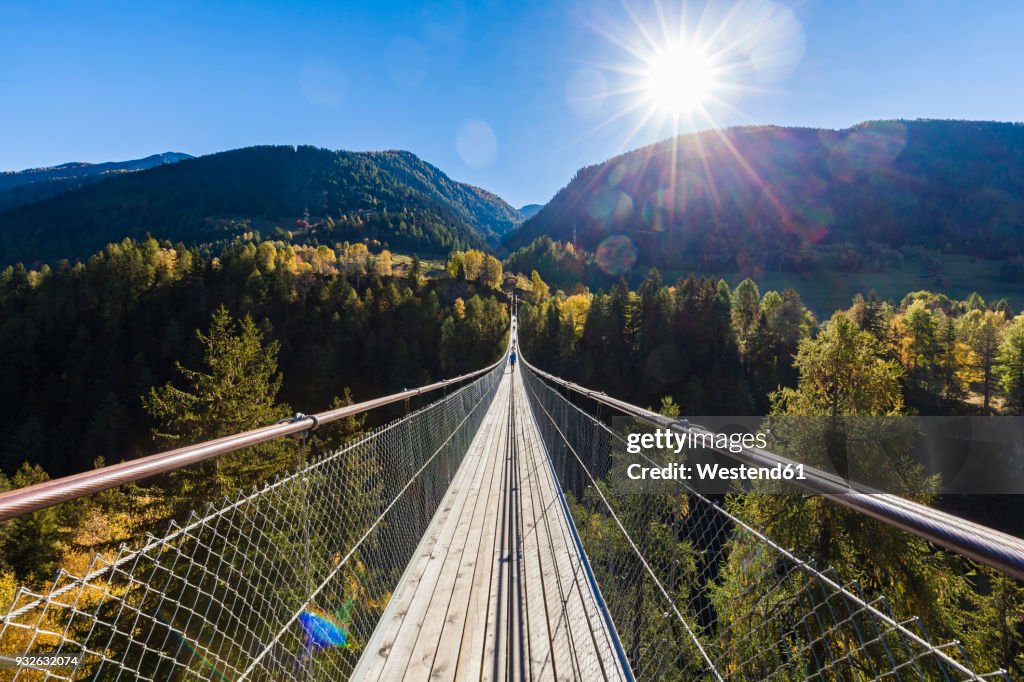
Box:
[374,249,393,277]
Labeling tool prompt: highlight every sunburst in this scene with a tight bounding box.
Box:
[641,41,719,117]
[571,0,803,148]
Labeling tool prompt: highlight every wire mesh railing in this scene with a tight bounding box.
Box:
[0,360,505,680]
[520,359,1015,681]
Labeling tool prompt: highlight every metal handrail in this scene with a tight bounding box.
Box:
[520,354,1024,582]
[0,353,509,523]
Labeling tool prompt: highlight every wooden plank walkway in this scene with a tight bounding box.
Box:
[353,365,628,681]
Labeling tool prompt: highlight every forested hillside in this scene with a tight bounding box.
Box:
[0,237,508,478]
[0,152,192,212]
[0,145,523,266]
[506,120,1024,270]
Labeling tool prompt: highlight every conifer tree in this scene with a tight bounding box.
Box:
[143,306,299,517]
[731,278,761,352]
[0,464,64,580]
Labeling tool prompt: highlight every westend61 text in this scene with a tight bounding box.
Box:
[626,462,807,481]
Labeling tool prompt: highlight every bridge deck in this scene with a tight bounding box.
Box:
[354,366,627,681]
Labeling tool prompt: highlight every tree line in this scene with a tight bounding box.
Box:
[519,267,1024,418]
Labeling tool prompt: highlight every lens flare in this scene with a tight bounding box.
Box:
[456,119,498,167]
[587,189,634,226]
[300,603,352,650]
[596,235,638,275]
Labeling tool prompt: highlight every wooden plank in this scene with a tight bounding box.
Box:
[354,363,629,681]
[536,452,620,679]
[355,376,509,680]
[514,377,572,681]
[359,445,482,679]
[403,377,508,680]
[515,370,626,681]
[537,382,628,680]
[514,381,546,679]
[452,369,514,681]
[428,369,509,680]
[354,442,477,679]
[374,379,507,680]
[506,378,526,682]
[481,370,514,680]
[515,373,582,681]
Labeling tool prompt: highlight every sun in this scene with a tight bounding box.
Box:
[641,42,717,116]
[574,0,790,146]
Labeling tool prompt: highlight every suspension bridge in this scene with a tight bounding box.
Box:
[0,312,1021,680]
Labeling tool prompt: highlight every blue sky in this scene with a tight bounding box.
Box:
[1,0,1022,207]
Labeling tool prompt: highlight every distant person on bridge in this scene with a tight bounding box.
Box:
[509,350,517,371]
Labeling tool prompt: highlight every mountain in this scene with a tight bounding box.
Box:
[518,203,543,220]
[505,120,1024,272]
[0,152,192,212]
[0,145,522,266]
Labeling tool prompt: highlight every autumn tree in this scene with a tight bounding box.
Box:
[770,312,906,489]
[480,254,503,289]
[462,249,484,281]
[446,251,466,279]
[997,313,1024,413]
[439,296,508,374]
[959,309,1004,414]
[529,270,550,305]
[772,312,904,417]
[374,249,393,277]
[343,243,370,286]
[311,244,336,275]
[446,250,501,288]
[897,300,941,397]
[716,313,970,675]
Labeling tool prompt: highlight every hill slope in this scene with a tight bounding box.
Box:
[506,120,1024,270]
[0,152,192,212]
[518,203,543,220]
[0,145,522,266]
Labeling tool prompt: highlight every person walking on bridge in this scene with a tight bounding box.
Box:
[509,349,517,371]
